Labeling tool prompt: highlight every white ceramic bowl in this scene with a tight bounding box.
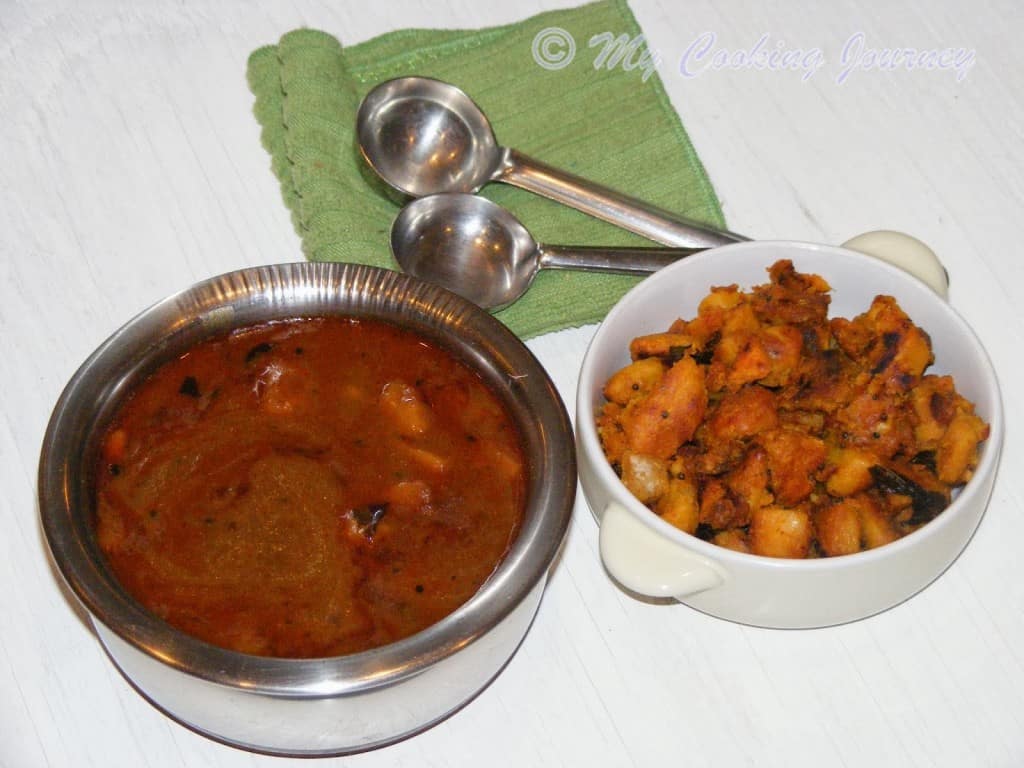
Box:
[576,241,1003,628]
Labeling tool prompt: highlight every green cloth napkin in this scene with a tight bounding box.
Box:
[247,0,726,339]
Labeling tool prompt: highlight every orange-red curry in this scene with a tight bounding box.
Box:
[95,317,526,658]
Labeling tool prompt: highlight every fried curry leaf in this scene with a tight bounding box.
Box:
[869,465,947,525]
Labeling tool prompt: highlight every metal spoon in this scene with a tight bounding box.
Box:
[358,76,747,250]
[390,194,704,311]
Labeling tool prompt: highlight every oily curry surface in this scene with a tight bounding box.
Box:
[95,317,526,658]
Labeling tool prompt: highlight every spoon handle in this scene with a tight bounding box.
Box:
[496,148,748,249]
[537,244,704,275]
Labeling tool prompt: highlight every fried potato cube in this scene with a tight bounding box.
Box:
[879,319,933,391]
[720,333,772,391]
[825,447,878,497]
[908,374,988,484]
[629,333,696,361]
[910,375,957,445]
[858,494,900,549]
[596,402,629,465]
[833,386,914,460]
[706,385,779,442]
[603,358,665,405]
[833,296,933,390]
[829,315,873,361]
[712,529,751,554]
[937,411,989,484]
[707,306,796,391]
[655,478,699,534]
[697,285,743,316]
[720,301,761,334]
[756,324,805,387]
[768,259,831,294]
[620,451,670,504]
[750,505,812,558]
[623,357,708,459]
[700,477,745,530]
[753,260,832,325]
[815,499,863,556]
[725,447,773,514]
[759,428,827,506]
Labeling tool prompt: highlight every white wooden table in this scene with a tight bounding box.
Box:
[3,2,1022,766]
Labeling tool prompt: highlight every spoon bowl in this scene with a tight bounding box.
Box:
[357,77,500,197]
[391,194,539,310]
[391,194,701,310]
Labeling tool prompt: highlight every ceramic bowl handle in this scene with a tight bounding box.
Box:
[842,230,949,298]
[599,501,725,599]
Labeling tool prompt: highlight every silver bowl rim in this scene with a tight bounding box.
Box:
[38,262,576,698]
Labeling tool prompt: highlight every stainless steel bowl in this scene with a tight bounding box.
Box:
[39,263,576,756]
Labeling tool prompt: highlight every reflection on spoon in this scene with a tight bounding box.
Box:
[358,76,747,249]
[390,194,703,311]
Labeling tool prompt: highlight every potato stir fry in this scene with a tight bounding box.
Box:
[597,260,989,558]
